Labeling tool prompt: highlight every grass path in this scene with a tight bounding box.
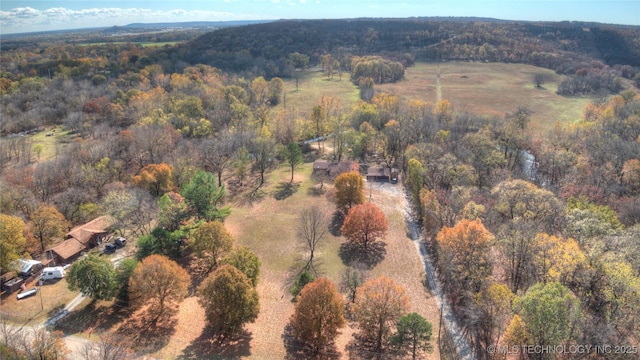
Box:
[436,63,442,103]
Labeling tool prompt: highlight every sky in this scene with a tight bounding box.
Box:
[1,0,639,35]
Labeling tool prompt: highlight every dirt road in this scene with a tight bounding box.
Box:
[376,181,474,359]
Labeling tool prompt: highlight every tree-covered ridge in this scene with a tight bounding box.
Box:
[173,18,640,77]
[1,16,640,358]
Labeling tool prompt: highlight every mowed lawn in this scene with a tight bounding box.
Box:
[147,162,441,359]
[378,61,591,133]
[211,162,441,359]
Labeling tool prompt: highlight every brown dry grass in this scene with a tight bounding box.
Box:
[378,61,591,133]
[0,278,77,325]
[119,162,440,359]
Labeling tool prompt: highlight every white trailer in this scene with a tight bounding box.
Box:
[39,267,66,281]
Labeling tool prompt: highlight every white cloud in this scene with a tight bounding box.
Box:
[0,6,265,34]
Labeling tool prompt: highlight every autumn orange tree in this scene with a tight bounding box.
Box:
[191,221,234,269]
[198,264,259,335]
[290,277,346,353]
[128,254,189,317]
[133,163,173,197]
[436,219,494,294]
[353,276,410,353]
[334,171,365,211]
[29,203,69,254]
[340,202,388,249]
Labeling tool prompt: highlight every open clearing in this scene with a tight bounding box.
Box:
[4,61,596,358]
[377,62,591,133]
[197,162,441,359]
[50,162,441,359]
[279,69,361,115]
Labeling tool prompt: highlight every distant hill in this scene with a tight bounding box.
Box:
[122,20,273,29]
[165,17,640,77]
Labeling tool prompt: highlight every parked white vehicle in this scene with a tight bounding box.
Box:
[39,267,66,281]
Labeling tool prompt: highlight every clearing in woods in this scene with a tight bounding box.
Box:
[377,61,591,133]
[128,163,443,359]
[50,163,441,359]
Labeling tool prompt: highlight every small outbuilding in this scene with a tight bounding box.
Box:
[17,259,43,278]
[366,165,399,183]
[312,159,332,176]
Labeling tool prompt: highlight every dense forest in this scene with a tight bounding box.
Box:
[1,17,640,359]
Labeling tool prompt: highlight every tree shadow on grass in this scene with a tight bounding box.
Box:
[338,241,386,269]
[178,325,252,360]
[345,332,401,360]
[274,181,300,200]
[177,251,213,296]
[282,323,341,360]
[53,300,131,335]
[329,211,345,237]
[115,306,178,355]
[307,184,326,196]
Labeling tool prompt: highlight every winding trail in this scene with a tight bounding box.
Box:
[402,191,474,360]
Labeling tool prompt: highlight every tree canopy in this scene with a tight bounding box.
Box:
[67,255,117,301]
[334,171,365,211]
[0,214,28,273]
[291,277,346,353]
[340,202,388,249]
[392,312,433,360]
[128,254,190,316]
[514,282,582,347]
[181,170,230,221]
[220,246,261,287]
[353,276,410,353]
[191,220,234,269]
[198,264,260,335]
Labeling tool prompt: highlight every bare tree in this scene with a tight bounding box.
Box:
[297,205,331,275]
[250,134,277,189]
[81,333,132,360]
[340,263,368,304]
[200,129,238,187]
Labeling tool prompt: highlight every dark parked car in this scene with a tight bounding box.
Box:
[104,243,117,253]
[115,237,127,247]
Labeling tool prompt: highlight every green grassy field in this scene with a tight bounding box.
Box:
[28,125,75,162]
[377,61,591,133]
[278,69,361,114]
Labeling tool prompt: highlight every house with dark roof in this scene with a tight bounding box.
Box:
[45,215,114,265]
[312,159,332,175]
[366,165,399,183]
[66,215,114,248]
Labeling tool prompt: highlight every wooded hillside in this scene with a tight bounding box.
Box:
[1,17,640,359]
[172,18,640,78]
